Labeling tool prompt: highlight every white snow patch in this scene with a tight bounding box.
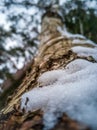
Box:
[57,26,86,39]
[65,59,92,74]
[72,39,97,46]
[21,59,97,130]
[38,59,92,86]
[38,69,65,86]
[72,46,97,61]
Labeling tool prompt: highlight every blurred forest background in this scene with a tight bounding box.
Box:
[0,0,97,95]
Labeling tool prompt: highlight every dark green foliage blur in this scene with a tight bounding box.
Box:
[0,0,97,86]
[63,0,97,42]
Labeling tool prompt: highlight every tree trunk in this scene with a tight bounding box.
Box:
[0,60,33,110]
[0,10,96,130]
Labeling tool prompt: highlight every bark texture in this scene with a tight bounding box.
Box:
[0,11,96,130]
[0,60,33,110]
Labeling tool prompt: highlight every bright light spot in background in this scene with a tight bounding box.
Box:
[5,37,24,50]
[5,39,26,70]
[59,0,67,5]
[10,57,25,70]
[5,40,19,50]
[0,13,11,30]
[86,0,97,8]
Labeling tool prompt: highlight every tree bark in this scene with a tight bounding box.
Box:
[0,10,96,130]
[0,60,33,110]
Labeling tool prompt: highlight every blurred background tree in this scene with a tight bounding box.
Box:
[0,0,97,88]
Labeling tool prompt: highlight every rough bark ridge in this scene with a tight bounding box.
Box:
[0,10,96,130]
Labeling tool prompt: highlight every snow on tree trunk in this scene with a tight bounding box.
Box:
[0,10,97,130]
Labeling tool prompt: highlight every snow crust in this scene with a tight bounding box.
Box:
[21,59,97,130]
[72,46,97,61]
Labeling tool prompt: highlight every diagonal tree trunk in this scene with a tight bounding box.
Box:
[0,9,97,130]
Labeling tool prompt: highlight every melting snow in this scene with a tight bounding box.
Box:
[21,59,97,130]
